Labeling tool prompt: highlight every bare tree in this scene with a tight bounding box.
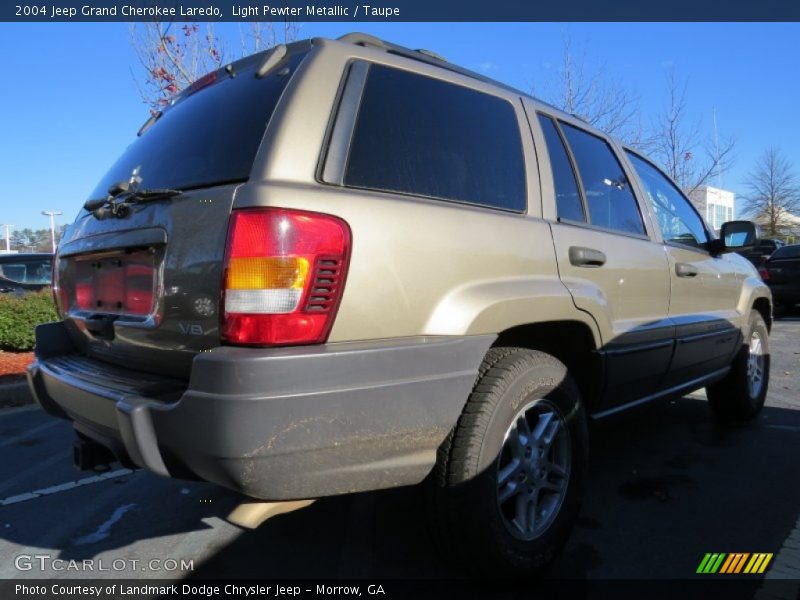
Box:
[648,71,735,195]
[129,22,299,114]
[238,22,300,56]
[537,36,642,145]
[129,22,226,114]
[742,148,800,237]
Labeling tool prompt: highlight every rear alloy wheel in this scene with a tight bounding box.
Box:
[707,309,770,422]
[429,348,588,577]
[497,399,571,541]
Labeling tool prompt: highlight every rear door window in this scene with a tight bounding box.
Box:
[343,64,526,212]
[559,123,645,236]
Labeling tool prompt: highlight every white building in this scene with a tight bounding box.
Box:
[689,185,735,232]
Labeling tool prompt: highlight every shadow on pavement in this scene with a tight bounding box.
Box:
[0,396,798,579]
[188,396,800,579]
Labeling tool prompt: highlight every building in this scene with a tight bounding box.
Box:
[752,208,800,243]
[689,185,735,232]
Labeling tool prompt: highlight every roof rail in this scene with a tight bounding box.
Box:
[335,32,521,92]
[337,32,446,63]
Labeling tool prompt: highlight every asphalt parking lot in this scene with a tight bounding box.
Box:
[0,318,799,583]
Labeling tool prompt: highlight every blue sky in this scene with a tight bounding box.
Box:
[0,22,798,234]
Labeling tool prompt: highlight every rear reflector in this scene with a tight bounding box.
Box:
[221,208,351,346]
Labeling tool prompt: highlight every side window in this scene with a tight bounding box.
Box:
[559,123,646,236]
[537,115,584,222]
[626,152,709,249]
[343,64,526,212]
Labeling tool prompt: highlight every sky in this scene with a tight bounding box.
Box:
[0,22,798,235]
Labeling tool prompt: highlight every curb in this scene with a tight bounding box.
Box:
[0,380,33,409]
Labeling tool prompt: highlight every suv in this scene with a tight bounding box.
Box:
[739,238,785,266]
[28,34,771,575]
[0,253,52,295]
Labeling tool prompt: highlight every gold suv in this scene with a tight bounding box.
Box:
[28,33,771,575]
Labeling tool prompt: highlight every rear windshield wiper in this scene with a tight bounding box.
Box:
[125,188,183,203]
[84,181,182,219]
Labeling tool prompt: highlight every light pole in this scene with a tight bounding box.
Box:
[41,211,62,253]
[0,224,13,253]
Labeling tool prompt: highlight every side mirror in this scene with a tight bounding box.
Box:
[719,220,759,252]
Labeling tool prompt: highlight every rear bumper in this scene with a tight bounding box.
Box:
[28,322,494,500]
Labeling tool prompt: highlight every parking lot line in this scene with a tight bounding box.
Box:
[0,420,58,449]
[0,404,41,418]
[0,468,133,506]
[0,452,65,497]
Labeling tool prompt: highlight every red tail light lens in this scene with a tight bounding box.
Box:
[221,208,351,346]
[758,268,769,281]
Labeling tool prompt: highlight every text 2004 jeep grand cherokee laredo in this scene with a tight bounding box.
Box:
[28,34,771,575]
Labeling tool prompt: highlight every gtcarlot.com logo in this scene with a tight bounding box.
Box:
[696,552,773,574]
[14,554,194,573]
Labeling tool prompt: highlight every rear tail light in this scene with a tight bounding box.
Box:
[52,257,66,317]
[221,208,351,346]
[758,267,769,281]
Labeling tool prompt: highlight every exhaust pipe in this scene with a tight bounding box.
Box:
[227,499,315,529]
[73,439,116,472]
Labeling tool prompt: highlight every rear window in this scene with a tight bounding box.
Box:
[771,245,800,260]
[88,51,306,200]
[343,64,526,212]
[0,257,52,284]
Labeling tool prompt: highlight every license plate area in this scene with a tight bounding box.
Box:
[69,250,158,318]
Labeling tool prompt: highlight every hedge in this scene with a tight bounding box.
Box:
[0,290,58,351]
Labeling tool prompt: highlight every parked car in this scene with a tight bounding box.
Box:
[760,244,800,309]
[738,237,785,266]
[28,34,771,576]
[0,253,52,295]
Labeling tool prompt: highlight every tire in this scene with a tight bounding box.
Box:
[706,309,770,422]
[429,347,588,577]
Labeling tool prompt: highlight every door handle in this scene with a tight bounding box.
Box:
[675,263,699,278]
[569,246,607,268]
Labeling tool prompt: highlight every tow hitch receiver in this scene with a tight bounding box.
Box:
[73,438,116,472]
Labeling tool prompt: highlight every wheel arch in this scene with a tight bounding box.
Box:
[752,296,773,332]
[492,320,602,411]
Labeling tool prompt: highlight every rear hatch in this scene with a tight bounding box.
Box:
[54,44,310,379]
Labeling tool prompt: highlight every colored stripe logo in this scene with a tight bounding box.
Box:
[697,553,773,574]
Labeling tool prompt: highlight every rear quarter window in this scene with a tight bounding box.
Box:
[771,245,800,259]
[342,64,526,212]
